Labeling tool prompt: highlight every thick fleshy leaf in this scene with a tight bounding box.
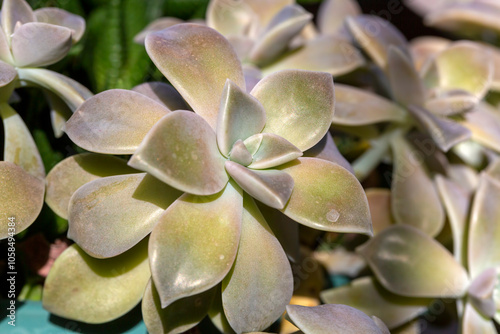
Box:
[426,2,500,41]
[391,137,445,237]
[222,196,293,333]
[132,82,189,111]
[468,268,497,318]
[208,285,237,334]
[483,43,500,92]
[17,68,92,111]
[357,225,469,298]
[1,103,44,179]
[149,182,242,308]
[225,161,294,210]
[243,0,293,29]
[387,46,426,107]
[422,41,493,99]
[468,174,500,278]
[435,175,470,265]
[462,102,500,153]
[142,279,216,334]
[321,277,431,330]
[0,27,14,64]
[366,188,393,235]
[286,304,384,334]
[243,64,262,92]
[229,140,253,166]
[11,22,72,67]
[314,247,365,277]
[346,15,409,69]
[410,36,450,71]
[34,8,85,43]
[278,158,372,235]
[1,0,35,39]
[145,23,245,129]
[0,60,16,87]
[303,132,353,174]
[249,5,312,66]
[0,161,44,239]
[424,90,477,116]
[462,302,497,334]
[206,0,257,38]
[333,84,407,126]
[129,110,228,196]
[252,70,334,151]
[317,0,361,35]
[263,35,365,77]
[46,153,137,219]
[134,17,183,44]
[68,173,182,258]
[407,105,471,152]
[486,159,500,180]
[45,90,72,138]
[66,89,169,154]
[217,79,266,156]
[42,240,150,324]
[448,163,480,193]
[245,133,302,169]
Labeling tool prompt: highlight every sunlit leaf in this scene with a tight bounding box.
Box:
[317,0,361,35]
[279,158,372,235]
[0,103,45,179]
[229,140,253,167]
[149,182,242,308]
[222,195,293,333]
[468,268,497,318]
[68,173,182,258]
[129,110,228,196]
[462,302,497,334]
[0,161,44,239]
[357,225,469,298]
[462,102,500,153]
[206,0,257,38]
[43,240,150,323]
[132,82,189,111]
[321,277,431,330]
[145,23,245,129]
[66,89,169,154]
[142,279,216,334]
[252,70,334,151]
[391,137,445,236]
[245,133,302,169]
[217,79,266,157]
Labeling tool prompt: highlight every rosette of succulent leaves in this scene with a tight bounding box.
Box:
[134,0,365,90]
[0,0,90,239]
[41,23,376,333]
[322,161,500,333]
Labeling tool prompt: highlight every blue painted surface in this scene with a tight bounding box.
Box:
[0,300,147,334]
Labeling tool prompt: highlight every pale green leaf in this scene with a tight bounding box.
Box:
[42,240,150,324]
[134,17,183,45]
[245,133,302,169]
[357,225,469,298]
[462,302,497,334]
[278,157,372,235]
[206,0,257,38]
[462,102,500,153]
[252,70,334,151]
[149,182,242,308]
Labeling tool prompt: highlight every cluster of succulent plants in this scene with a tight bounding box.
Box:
[2,0,500,333]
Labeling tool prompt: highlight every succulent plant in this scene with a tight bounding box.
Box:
[0,0,89,239]
[41,23,373,333]
[322,166,500,333]
[135,0,365,91]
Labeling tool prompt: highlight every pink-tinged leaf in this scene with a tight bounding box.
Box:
[424,90,477,116]
[245,133,302,169]
[357,225,469,298]
[251,70,334,151]
[462,102,500,153]
[131,82,189,111]
[303,132,354,174]
[410,36,450,71]
[0,161,44,239]
[217,79,266,156]
[462,302,497,334]
[145,23,245,129]
[365,188,393,236]
[149,182,242,308]
[278,158,373,235]
[11,22,72,67]
[1,0,35,39]
[66,89,169,154]
[468,268,497,318]
[225,161,294,210]
[129,111,228,196]
[34,7,85,43]
[222,195,293,333]
[68,173,182,258]
[317,0,361,35]
[206,0,257,38]
[0,60,16,87]
[134,17,183,44]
